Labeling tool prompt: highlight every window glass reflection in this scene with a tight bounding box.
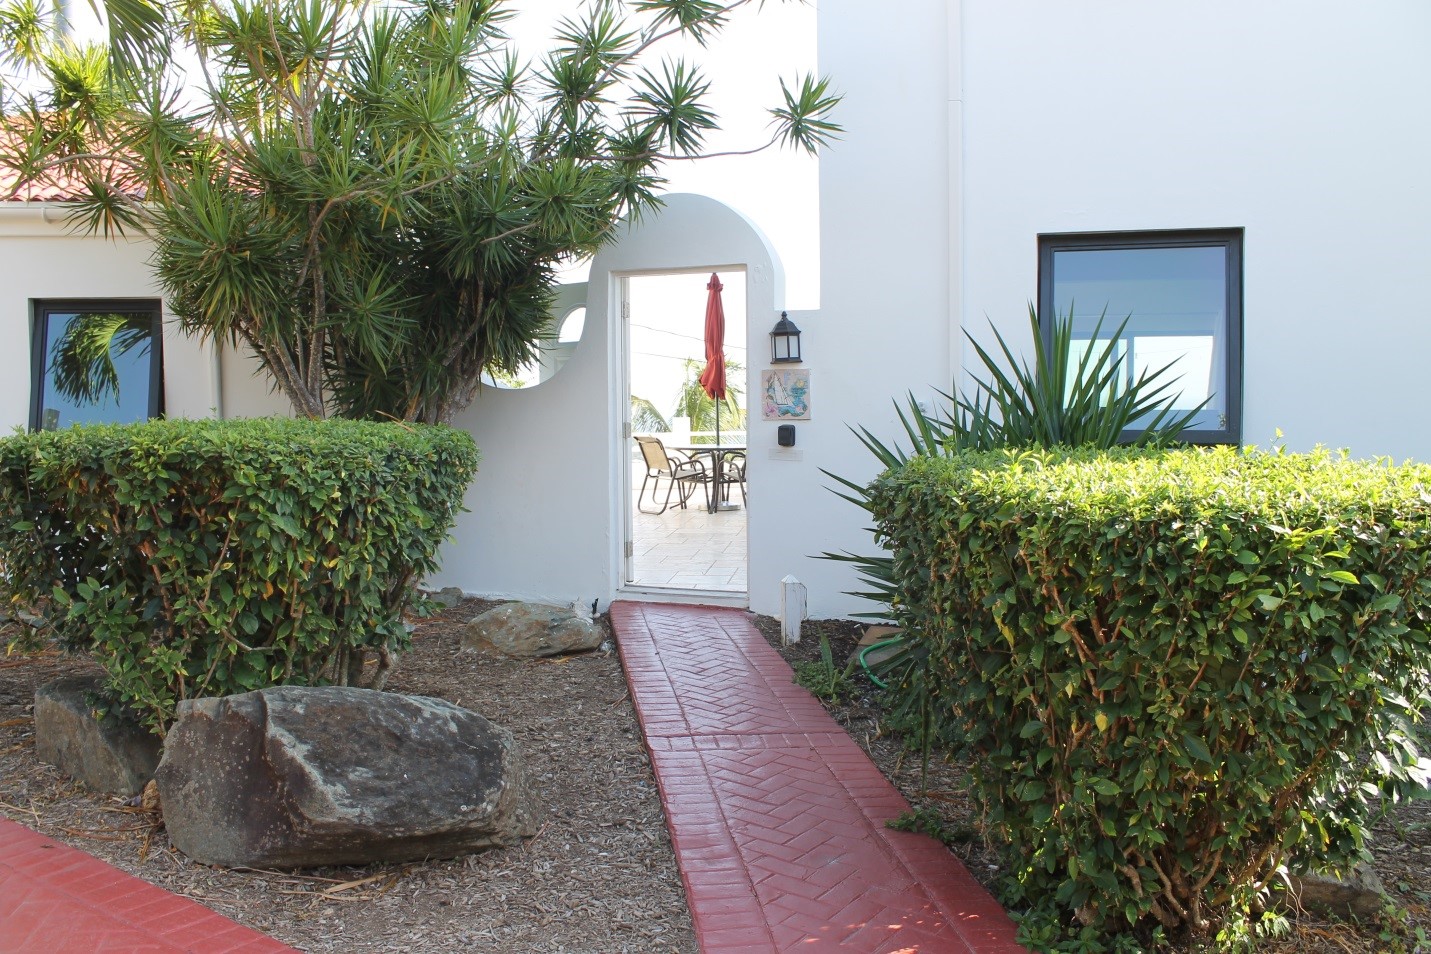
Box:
[36,308,158,430]
[1052,246,1226,422]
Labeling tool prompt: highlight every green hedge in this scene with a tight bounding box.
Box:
[868,446,1431,943]
[0,418,478,731]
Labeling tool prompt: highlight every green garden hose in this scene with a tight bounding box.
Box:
[857,637,907,689]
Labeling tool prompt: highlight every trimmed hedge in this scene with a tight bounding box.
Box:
[868,446,1431,942]
[0,418,478,731]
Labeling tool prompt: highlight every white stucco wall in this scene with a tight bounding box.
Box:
[779,0,955,618]
[219,345,295,418]
[5,1,1426,622]
[958,0,1431,461]
[0,207,215,426]
[424,193,789,611]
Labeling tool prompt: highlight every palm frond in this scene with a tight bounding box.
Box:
[630,394,669,432]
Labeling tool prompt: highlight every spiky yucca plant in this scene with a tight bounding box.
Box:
[821,305,1209,771]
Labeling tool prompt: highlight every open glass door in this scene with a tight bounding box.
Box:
[620,269,748,595]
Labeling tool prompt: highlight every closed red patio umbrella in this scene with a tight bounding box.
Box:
[697,273,727,446]
[696,273,733,511]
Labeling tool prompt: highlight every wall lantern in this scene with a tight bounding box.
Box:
[770,312,802,363]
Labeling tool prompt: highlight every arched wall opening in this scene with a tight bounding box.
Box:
[426,194,796,615]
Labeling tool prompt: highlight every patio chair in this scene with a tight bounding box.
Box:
[635,436,709,514]
[715,449,747,506]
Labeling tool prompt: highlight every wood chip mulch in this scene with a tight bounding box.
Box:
[0,599,695,954]
[8,601,1431,952]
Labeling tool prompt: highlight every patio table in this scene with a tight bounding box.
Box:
[669,443,746,513]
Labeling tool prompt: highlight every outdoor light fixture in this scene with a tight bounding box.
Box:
[770,311,802,363]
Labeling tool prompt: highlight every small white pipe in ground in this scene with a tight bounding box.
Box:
[780,575,807,645]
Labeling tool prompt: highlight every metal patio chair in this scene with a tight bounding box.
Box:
[635,435,710,514]
[715,449,747,506]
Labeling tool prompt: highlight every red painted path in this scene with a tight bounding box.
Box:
[610,600,1026,954]
[0,818,294,953]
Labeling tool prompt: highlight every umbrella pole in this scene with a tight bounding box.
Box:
[713,397,721,510]
[711,392,740,512]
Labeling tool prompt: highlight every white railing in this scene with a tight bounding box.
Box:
[633,430,746,445]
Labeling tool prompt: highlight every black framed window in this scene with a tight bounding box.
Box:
[31,300,164,431]
[1037,229,1243,445]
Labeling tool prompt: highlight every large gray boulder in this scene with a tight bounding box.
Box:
[462,601,603,657]
[155,686,538,868]
[34,676,160,795]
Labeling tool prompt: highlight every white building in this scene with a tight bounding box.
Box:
[3,1,1428,619]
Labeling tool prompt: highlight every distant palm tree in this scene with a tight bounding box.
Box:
[672,358,744,442]
[630,395,670,433]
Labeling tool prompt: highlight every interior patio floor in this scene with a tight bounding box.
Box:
[630,461,747,593]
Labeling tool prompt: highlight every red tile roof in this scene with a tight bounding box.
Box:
[0,168,89,201]
[0,127,147,202]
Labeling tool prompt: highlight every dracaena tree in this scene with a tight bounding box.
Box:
[0,0,839,422]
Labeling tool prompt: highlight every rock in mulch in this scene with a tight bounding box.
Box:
[461,601,603,658]
[427,586,467,609]
[34,676,160,796]
[155,686,538,868]
[1280,865,1387,920]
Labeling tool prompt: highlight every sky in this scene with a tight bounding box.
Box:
[627,269,747,429]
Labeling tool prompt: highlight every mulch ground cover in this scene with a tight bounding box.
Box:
[6,599,1431,952]
[0,598,696,954]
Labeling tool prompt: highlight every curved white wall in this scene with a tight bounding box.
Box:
[426,193,790,611]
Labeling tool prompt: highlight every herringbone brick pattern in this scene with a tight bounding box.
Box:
[611,600,1026,953]
[0,818,295,954]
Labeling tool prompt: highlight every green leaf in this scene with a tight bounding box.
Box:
[1183,734,1214,765]
[1257,594,1284,612]
[1370,593,1403,613]
[1020,780,1047,801]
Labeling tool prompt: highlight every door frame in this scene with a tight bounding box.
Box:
[613,266,750,606]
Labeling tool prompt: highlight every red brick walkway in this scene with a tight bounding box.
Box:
[0,818,294,953]
[610,600,1026,953]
